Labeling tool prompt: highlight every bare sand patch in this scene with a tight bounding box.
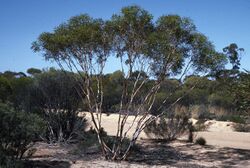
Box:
[82,112,250,150]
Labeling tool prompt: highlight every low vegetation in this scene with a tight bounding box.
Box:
[144,111,191,141]
[0,103,45,166]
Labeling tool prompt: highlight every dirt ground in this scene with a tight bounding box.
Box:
[28,113,250,168]
[29,140,250,168]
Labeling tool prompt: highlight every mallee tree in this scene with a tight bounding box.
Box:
[32,5,227,160]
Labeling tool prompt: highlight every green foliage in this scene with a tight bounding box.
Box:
[0,103,45,165]
[146,15,226,78]
[0,76,12,103]
[208,93,234,108]
[27,68,42,76]
[32,69,87,143]
[32,5,226,79]
[102,72,123,112]
[9,77,34,111]
[32,14,112,65]
[1,71,26,79]
[223,43,244,70]
[110,6,153,73]
[195,137,206,145]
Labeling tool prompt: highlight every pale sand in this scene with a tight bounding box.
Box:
[81,112,250,150]
[30,112,250,167]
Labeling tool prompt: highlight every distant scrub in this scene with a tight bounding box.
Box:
[217,115,246,124]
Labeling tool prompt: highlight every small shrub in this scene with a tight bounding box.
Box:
[195,137,206,145]
[144,113,191,141]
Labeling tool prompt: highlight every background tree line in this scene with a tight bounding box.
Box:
[1,64,249,119]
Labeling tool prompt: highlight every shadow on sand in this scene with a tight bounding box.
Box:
[126,140,250,167]
[23,160,71,168]
[26,140,250,167]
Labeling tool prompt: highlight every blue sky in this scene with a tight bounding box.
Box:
[0,0,249,73]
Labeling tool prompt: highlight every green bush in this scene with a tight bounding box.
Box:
[0,103,45,166]
[217,115,245,124]
[195,137,206,145]
[32,69,87,143]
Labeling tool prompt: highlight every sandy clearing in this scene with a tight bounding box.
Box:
[81,112,250,150]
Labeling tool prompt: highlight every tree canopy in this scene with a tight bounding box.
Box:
[32,5,227,80]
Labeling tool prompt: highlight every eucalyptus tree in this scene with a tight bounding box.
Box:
[223,43,244,70]
[32,6,226,160]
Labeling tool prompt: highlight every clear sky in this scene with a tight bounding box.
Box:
[0,0,249,73]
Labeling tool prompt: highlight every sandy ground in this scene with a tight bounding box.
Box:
[196,132,250,150]
[28,112,250,168]
[82,112,250,150]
